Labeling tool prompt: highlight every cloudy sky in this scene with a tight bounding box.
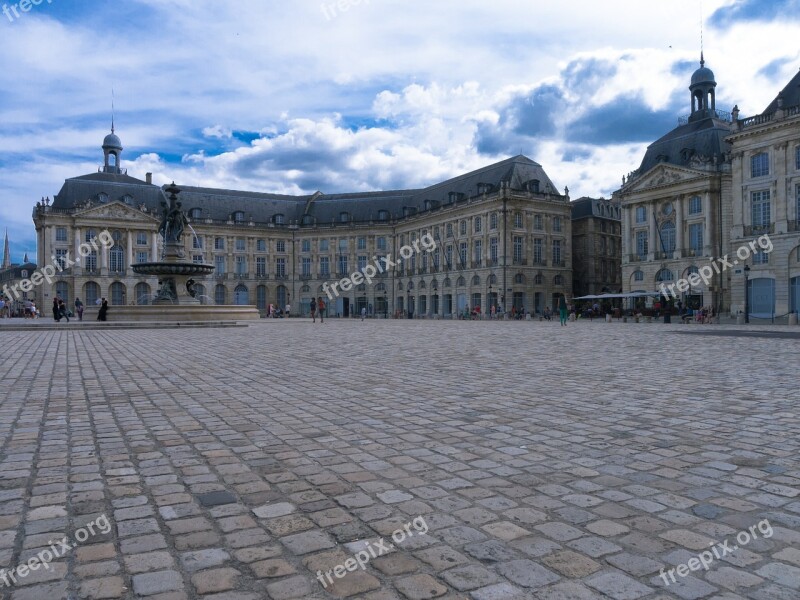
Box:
[1,0,799,261]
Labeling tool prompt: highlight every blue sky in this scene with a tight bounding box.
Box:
[1,0,799,262]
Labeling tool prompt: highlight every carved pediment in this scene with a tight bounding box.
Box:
[625,165,701,193]
[74,201,159,223]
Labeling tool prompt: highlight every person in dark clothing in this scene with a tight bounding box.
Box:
[53,297,61,321]
[74,297,84,321]
[97,298,108,321]
[58,299,70,322]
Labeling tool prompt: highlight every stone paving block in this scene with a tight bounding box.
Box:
[132,570,184,596]
[585,570,654,600]
[393,574,448,599]
[440,564,501,590]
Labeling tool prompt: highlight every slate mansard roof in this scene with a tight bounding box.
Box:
[637,117,732,175]
[49,155,563,226]
[570,197,621,221]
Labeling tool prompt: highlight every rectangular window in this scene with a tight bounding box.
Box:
[193,236,203,249]
[634,271,644,281]
[514,212,523,228]
[490,213,498,230]
[256,256,266,276]
[320,256,330,276]
[337,255,348,276]
[689,196,702,214]
[357,237,366,250]
[459,242,467,265]
[751,152,769,178]
[473,239,482,264]
[319,239,329,252]
[433,248,440,267]
[796,146,800,170]
[753,249,769,265]
[752,190,771,229]
[137,232,148,246]
[635,206,646,223]
[276,257,286,277]
[689,223,703,253]
[796,184,800,225]
[276,240,286,253]
[56,227,67,242]
[338,239,348,252]
[460,220,467,235]
[84,251,97,271]
[636,230,648,258]
[490,238,498,262]
[301,257,311,276]
[377,236,387,251]
[445,244,453,266]
[533,238,543,263]
[235,238,246,251]
[513,236,523,263]
[358,256,367,272]
[236,255,247,274]
[446,223,453,238]
[553,216,561,232]
[301,239,311,252]
[215,255,226,274]
[534,214,542,230]
[474,217,482,233]
[214,237,224,250]
[552,239,561,265]
[137,251,149,264]
[192,254,204,264]
[257,239,266,252]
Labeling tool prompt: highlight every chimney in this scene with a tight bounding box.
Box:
[146,172,152,184]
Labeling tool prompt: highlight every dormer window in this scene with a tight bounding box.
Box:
[233,211,245,223]
[301,215,313,226]
[189,208,202,219]
[377,210,389,221]
[274,214,285,225]
[98,193,109,203]
[122,194,133,205]
[339,211,350,223]
[403,207,417,217]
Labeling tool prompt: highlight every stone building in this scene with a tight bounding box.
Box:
[570,197,622,299]
[615,55,734,313]
[726,69,800,319]
[33,131,573,317]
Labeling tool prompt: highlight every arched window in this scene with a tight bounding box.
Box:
[471,275,480,286]
[375,283,386,292]
[215,284,226,305]
[515,274,525,285]
[443,278,451,288]
[234,284,249,305]
[300,284,310,293]
[276,285,287,307]
[419,280,426,289]
[488,274,497,285]
[98,193,109,203]
[633,270,644,282]
[553,275,562,286]
[121,194,133,205]
[456,276,466,287]
[134,282,151,305]
[534,274,543,285]
[110,282,126,305]
[84,281,100,305]
[656,268,674,282]
[430,280,438,290]
[660,221,676,253]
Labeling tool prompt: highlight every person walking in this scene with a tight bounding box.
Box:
[310,297,317,323]
[317,297,325,323]
[53,296,61,321]
[558,295,568,326]
[74,297,84,321]
[97,297,108,321]
[58,298,70,323]
[361,306,366,321]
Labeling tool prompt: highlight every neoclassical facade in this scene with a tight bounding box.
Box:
[726,70,800,319]
[615,60,800,320]
[33,132,573,317]
[616,56,734,313]
[570,197,621,298]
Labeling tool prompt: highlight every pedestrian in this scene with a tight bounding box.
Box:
[285,302,291,318]
[310,297,317,323]
[97,297,108,321]
[58,298,70,322]
[558,295,568,326]
[74,297,84,321]
[361,306,366,321]
[317,297,325,323]
[52,296,62,321]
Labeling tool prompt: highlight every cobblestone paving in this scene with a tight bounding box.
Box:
[0,320,798,600]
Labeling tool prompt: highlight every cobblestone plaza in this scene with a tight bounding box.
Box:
[0,320,798,600]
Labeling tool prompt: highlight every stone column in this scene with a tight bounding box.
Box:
[101,241,109,275]
[674,196,683,259]
[151,232,159,261]
[649,203,658,258]
[126,230,134,273]
[621,206,631,260]
[703,192,712,256]
[74,228,82,275]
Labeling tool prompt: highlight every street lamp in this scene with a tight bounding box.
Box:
[744,265,750,324]
[488,283,493,319]
[406,282,412,319]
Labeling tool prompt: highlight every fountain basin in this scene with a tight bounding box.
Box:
[132,262,215,276]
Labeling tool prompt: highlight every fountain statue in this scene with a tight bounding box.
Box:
[132,182,214,304]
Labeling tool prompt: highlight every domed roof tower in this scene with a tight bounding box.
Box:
[689,52,717,122]
[101,120,123,174]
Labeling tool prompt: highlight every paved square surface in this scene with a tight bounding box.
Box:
[0,319,798,600]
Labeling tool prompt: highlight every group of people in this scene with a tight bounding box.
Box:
[266,303,291,318]
[309,297,326,323]
[52,296,73,322]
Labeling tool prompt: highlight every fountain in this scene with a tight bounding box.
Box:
[132,182,216,304]
[92,182,260,323]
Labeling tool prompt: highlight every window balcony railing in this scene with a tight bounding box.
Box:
[653,251,674,260]
[628,254,646,262]
[275,274,289,280]
[745,224,774,236]
[512,258,527,266]
[235,272,249,279]
[255,273,268,279]
[552,261,565,268]
[299,274,313,280]
[471,261,482,268]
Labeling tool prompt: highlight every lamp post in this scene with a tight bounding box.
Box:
[406,282,412,319]
[744,265,750,324]
[383,290,388,319]
[488,283,493,319]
